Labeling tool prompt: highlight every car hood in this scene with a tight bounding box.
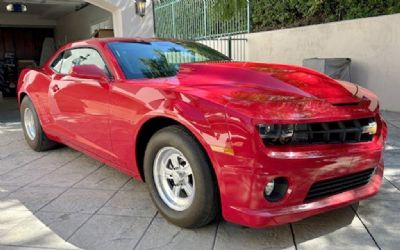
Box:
[176,62,377,121]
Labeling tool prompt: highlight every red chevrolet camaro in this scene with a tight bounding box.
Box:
[17,38,387,228]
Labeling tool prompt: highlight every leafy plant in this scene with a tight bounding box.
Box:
[212,0,248,20]
[251,0,400,32]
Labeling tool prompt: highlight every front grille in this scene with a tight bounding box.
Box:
[262,117,376,145]
[297,117,376,144]
[305,168,375,201]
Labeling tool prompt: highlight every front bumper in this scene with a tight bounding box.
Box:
[225,162,383,228]
[213,116,387,228]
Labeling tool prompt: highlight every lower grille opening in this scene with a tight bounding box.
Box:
[305,168,375,202]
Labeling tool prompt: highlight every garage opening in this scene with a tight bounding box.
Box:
[0,0,113,100]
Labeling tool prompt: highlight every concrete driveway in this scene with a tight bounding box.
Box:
[0,97,399,250]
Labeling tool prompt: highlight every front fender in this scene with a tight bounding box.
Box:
[135,96,233,171]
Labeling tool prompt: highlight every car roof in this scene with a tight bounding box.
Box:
[67,37,187,48]
[47,37,193,68]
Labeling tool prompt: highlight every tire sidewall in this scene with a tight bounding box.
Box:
[144,126,217,227]
[20,97,42,151]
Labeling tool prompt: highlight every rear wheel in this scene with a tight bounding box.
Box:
[20,96,58,151]
[144,125,219,228]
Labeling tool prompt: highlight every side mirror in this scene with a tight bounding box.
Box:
[69,64,110,83]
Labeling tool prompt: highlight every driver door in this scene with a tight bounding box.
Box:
[49,47,114,161]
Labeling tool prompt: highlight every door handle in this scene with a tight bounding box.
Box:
[52,84,60,92]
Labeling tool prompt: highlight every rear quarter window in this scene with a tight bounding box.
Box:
[50,52,64,73]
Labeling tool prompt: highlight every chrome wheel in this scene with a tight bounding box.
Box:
[24,108,36,141]
[153,147,195,211]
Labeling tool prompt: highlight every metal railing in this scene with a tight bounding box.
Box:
[153,0,250,60]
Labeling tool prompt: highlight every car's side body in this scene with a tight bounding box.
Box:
[17,38,387,228]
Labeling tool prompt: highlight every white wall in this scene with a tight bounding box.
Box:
[247,14,400,112]
[55,4,112,47]
[86,0,154,38]
[200,34,248,61]
[0,13,55,27]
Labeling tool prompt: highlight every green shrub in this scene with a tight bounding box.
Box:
[251,0,400,32]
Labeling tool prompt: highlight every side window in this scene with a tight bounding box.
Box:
[60,49,80,74]
[50,52,64,73]
[60,48,109,75]
[79,48,108,74]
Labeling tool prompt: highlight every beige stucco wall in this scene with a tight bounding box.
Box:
[86,0,154,38]
[247,14,400,112]
[55,5,112,46]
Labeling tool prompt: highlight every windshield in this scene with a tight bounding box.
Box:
[108,41,230,79]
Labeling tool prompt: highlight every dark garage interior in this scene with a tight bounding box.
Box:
[0,0,113,122]
[0,27,54,96]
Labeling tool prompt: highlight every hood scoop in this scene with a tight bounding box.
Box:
[332,102,360,107]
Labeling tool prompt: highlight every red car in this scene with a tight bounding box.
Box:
[17,38,387,228]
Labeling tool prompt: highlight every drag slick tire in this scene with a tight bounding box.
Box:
[144,125,219,228]
[20,96,58,152]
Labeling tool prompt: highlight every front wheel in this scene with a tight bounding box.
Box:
[144,125,219,228]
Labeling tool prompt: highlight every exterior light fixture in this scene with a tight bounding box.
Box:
[135,0,146,17]
[6,3,28,13]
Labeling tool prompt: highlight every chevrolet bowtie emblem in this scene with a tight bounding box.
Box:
[362,122,377,135]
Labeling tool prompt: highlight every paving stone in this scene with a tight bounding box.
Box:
[382,111,400,121]
[293,206,378,249]
[366,225,400,250]
[3,186,67,212]
[121,178,148,192]
[386,147,400,157]
[388,121,400,131]
[385,140,400,152]
[214,222,294,250]
[355,199,400,229]
[370,179,400,201]
[0,123,23,144]
[34,211,92,240]
[0,150,44,176]
[385,175,400,190]
[68,214,152,250]
[30,155,102,188]
[24,148,81,172]
[385,125,400,150]
[0,167,51,186]
[293,223,377,250]
[0,185,21,199]
[0,132,23,147]
[295,206,363,227]
[136,217,216,250]
[0,150,80,186]
[0,215,79,249]
[0,138,28,159]
[98,190,157,217]
[41,188,115,214]
[0,199,30,213]
[383,150,400,176]
[0,210,34,235]
[74,165,130,190]
[389,120,400,128]
[0,246,54,250]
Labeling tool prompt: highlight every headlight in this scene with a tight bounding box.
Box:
[257,124,295,145]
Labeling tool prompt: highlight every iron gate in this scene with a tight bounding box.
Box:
[153,0,250,61]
